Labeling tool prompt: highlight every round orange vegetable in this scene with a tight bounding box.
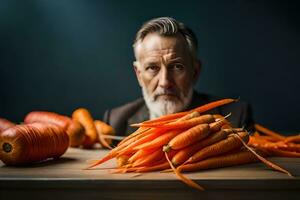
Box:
[72,108,98,148]
[0,118,15,132]
[0,122,69,165]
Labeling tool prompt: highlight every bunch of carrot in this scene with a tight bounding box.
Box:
[0,108,116,165]
[249,124,300,157]
[23,108,115,148]
[86,99,292,191]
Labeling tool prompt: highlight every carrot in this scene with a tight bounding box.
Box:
[185,132,249,164]
[116,154,132,167]
[128,148,159,164]
[254,124,286,141]
[118,127,151,146]
[191,98,236,114]
[0,118,15,132]
[131,111,201,128]
[152,114,214,130]
[24,111,71,131]
[94,120,115,149]
[134,129,183,151]
[213,114,231,125]
[163,124,210,152]
[279,143,300,153]
[86,133,144,169]
[136,112,188,126]
[263,148,300,157]
[233,133,292,176]
[209,113,231,133]
[72,108,98,148]
[132,149,164,167]
[165,152,205,191]
[24,111,85,147]
[134,98,235,126]
[284,134,300,143]
[171,129,236,166]
[66,120,85,147]
[0,123,69,165]
[178,149,260,172]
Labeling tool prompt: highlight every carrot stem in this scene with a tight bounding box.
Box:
[165,152,205,191]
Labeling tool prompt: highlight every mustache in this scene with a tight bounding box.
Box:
[153,88,179,99]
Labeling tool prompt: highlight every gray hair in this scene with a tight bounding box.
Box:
[133,17,198,60]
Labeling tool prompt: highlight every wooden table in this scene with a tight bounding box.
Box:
[0,148,299,200]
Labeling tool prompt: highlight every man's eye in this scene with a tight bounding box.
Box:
[172,63,184,71]
[146,65,159,71]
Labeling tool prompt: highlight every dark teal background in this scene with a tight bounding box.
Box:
[0,0,299,133]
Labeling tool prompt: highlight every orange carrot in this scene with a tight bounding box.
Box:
[134,98,235,126]
[153,114,214,130]
[284,134,300,143]
[0,118,15,132]
[165,152,205,191]
[254,124,286,141]
[116,128,168,156]
[72,108,98,147]
[94,120,115,149]
[191,98,236,114]
[132,149,164,167]
[178,149,260,172]
[116,154,132,167]
[66,120,85,147]
[263,148,300,157]
[134,129,183,150]
[279,143,300,153]
[171,129,235,166]
[233,133,292,176]
[163,124,210,152]
[186,132,249,164]
[138,112,188,125]
[128,148,158,164]
[209,114,231,133]
[24,111,71,131]
[118,127,151,146]
[0,123,69,166]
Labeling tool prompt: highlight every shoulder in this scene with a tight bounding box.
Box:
[103,98,145,124]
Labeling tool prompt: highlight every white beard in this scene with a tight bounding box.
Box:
[142,87,193,119]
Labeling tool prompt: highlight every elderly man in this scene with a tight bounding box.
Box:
[103,17,254,136]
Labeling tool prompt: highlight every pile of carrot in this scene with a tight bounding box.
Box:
[0,108,116,165]
[86,99,294,191]
[24,108,115,149]
[249,124,300,157]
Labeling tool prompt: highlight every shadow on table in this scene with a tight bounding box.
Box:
[1,157,78,168]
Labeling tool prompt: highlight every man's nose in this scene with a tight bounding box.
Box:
[158,68,173,89]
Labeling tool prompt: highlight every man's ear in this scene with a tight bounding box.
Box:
[133,61,143,87]
[192,59,201,83]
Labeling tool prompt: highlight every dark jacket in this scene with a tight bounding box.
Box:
[103,91,254,136]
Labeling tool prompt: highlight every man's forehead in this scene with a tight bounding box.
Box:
[135,33,188,61]
[142,51,181,62]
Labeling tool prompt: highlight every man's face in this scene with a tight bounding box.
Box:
[134,33,200,118]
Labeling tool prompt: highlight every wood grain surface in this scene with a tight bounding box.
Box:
[1,148,300,200]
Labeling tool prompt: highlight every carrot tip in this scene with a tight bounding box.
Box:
[163,145,171,152]
[130,123,141,127]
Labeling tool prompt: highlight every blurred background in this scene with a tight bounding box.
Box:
[0,0,299,133]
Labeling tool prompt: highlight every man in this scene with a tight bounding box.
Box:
[103,17,254,136]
